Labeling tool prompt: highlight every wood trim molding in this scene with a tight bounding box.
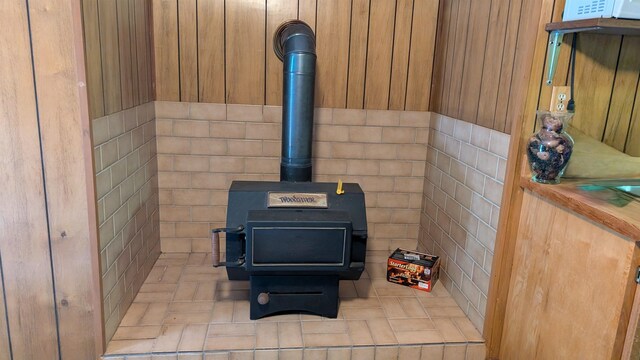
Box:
[71,0,106,352]
[30,0,104,357]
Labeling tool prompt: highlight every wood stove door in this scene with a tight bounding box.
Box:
[245,210,352,273]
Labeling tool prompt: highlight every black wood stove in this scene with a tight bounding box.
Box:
[211,20,367,320]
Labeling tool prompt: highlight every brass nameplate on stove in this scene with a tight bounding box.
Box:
[267,192,328,208]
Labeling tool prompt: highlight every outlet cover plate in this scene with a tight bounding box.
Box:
[550,86,570,113]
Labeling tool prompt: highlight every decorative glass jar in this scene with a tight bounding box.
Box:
[526,111,574,184]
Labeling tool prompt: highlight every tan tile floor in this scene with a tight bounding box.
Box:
[104,252,485,359]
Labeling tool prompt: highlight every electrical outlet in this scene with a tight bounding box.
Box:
[549,86,570,113]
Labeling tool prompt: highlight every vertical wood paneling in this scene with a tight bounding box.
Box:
[153,0,180,101]
[0,2,61,359]
[82,0,105,118]
[315,0,351,108]
[458,0,491,122]
[364,0,396,110]
[433,0,560,134]
[535,0,572,118]
[476,0,509,128]
[504,0,544,135]
[197,0,225,103]
[346,0,370,108]
[128,0,140,106]
[298,0,317,32]
[149,0,439,111]
[572,34,621,140]
[145,0,154,101]
[0,257,10,360]
[388,0,414,110]
[445,0,470,116]
[533,16,640,156]
[85,0,152,117]
[3,0,105,356]
[626,87,640,156]
[429,0,452,112]
[538,1,576,118]
[431,0,613,136]
[529,3,640,156]
[98,0,123,113]
[30,0,103,356]
[405,0,439,111]
[439,0,459,115]
[135,0,151,103]
[492,0,523,132]
[265,0,298,105]
[179,0,198,102]
[225,0,266,104]
[117,0,135,108]
[603,37,640,151]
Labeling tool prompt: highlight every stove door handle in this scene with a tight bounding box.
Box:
[211,225,245,267]
[212,225,244,234]
[211,231,222,267]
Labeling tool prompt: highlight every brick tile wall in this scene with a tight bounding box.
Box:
[418,113,510,331]
[155,102,430,254]
[93,102,161,341]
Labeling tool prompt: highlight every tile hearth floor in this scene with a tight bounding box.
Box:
[104,252,485,359]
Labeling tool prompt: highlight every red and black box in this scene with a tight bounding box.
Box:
[387,248,440,292]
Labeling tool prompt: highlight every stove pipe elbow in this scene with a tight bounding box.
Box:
[273,20,316,182]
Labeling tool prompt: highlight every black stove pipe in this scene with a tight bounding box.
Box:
[273,21,316,182]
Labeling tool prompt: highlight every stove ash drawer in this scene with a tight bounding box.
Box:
[250,227,349,267]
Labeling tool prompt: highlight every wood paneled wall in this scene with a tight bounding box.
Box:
[82,0,154,119]
[431,0,640,151]
[538,2,640,156]
[1,0,103,358]
[152,0,439,111]
[430,0,544,135]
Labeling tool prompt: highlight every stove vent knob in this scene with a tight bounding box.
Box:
[257,292,270,305]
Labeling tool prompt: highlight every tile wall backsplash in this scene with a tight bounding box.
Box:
[93,101,161,341]
[155,102,430,254]
[418,113,510,331]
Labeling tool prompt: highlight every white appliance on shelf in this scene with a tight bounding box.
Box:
[563,0,640,20]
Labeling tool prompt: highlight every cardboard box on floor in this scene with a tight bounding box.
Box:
[387,248,440,292]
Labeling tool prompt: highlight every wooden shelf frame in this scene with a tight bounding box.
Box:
[543,18,640,86]
[546,18,640,36]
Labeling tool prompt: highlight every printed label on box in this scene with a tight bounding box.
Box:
[386,248,440,293]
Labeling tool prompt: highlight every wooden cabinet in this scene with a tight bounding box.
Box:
[482,1,640,357]
[500,190,639,359]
